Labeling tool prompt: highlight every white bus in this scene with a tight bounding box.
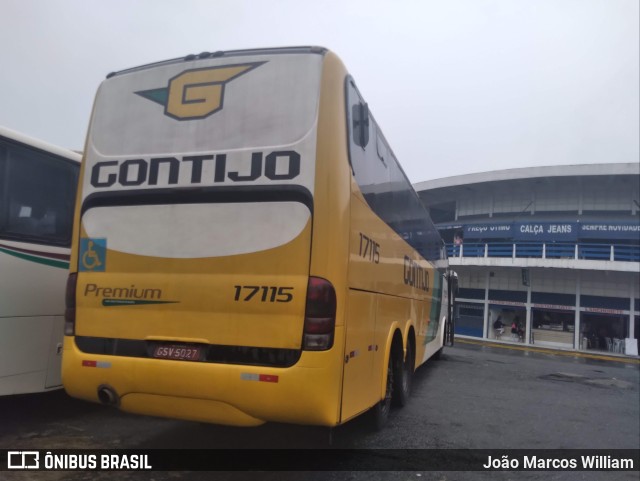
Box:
[0,126,80,395]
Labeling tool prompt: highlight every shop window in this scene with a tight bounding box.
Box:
[581,313,629,353]
[455,303,483,338]
[531,309,575,348]
[490,306,526,342]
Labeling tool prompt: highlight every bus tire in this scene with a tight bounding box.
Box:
[369,354,393,430]
[444,317,454,346]
[444,318,450,346]
[448,318,455,346]
[393,339,413,407]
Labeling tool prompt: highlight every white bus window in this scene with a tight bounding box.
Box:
[1,141,77,246]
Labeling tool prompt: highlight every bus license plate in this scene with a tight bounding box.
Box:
[153,345,201,361]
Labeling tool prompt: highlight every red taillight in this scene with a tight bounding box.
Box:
[303,277,336,351]
[64,273,77,336]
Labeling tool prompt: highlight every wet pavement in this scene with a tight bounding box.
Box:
[1,341,638,480]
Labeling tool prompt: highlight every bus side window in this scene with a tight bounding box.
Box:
[375,131,388,167]
[351,102,369,148]
[1,141,77,246]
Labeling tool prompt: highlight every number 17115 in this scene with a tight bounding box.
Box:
[233,286,294,303]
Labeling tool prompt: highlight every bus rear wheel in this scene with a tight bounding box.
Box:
[445,317,455,346]
[393,340,413,407]
[369,354,393,430]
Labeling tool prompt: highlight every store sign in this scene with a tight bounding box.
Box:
[489,300,526,307]
[513,222,578,241]
[464,223,512,239]
[531,303,574,311]
[582,307,626,315]
[579,222,640,240]
[461,221,639,242]
[457,303,483,310]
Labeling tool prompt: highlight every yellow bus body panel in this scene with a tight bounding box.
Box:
[74,220,311,349]
[63,326,345,426]
[339,185,440,420]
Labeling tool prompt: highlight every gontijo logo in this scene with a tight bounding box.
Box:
[135,62,266,120]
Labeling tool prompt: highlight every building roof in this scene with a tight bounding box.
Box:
[414,163,639,192]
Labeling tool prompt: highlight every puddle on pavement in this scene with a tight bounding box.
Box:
[540,372,633,389]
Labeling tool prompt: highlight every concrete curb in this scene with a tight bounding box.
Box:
[455,337,640,365]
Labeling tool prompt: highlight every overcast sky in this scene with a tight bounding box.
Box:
[1,0,638,183]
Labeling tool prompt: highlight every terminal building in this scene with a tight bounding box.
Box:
[414,163,640,357]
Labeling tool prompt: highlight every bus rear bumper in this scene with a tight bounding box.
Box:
[123,393,266,426]
[62,335,343,427]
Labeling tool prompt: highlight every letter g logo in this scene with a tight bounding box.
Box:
[136,62,265,121]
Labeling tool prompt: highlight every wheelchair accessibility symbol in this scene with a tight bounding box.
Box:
[79,238,106,272]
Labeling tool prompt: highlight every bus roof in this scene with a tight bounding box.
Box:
[106,46,328,79]
[0,125,82,163]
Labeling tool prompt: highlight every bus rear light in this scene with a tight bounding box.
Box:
[303,277,336,351]
[303,333,333,351]
[304,317,334,334]
[64,273,77,336]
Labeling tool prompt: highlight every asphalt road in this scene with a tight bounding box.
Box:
[1,342,638,480]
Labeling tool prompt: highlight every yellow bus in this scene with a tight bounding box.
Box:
[63,46,456,428]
